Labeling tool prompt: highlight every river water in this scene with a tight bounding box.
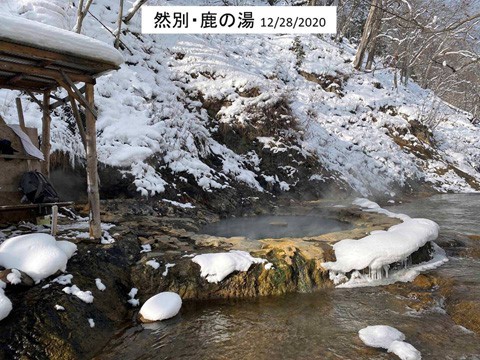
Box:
[99,194,480,360]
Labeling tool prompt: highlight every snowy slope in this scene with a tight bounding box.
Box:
[1,0,479,197]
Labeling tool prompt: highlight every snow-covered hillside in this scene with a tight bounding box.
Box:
[1,0,479,198]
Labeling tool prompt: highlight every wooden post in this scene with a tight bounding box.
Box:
[41,90,51,177]
[85,83,102,240]
[51,205,58,236]
[15,98,27,132]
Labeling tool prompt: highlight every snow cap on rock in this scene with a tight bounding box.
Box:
[139,292,182,322]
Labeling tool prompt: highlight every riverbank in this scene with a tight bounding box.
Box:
[0,195,479,359]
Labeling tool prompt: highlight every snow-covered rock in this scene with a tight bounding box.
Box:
[139,292,182,322]
[323,199,447,287]
[358,325,405,348]
[192,250,266,283]
[388,340,422,360]
[0,285,12,321]
[323,217,439,274]
[359,325,421,360]
[0,234,77,283]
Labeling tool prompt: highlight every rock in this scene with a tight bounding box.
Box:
[138,236,154,245]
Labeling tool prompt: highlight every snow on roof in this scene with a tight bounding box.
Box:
[0,14,124,67]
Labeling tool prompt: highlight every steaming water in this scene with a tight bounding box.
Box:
[98,194,480,360]
[200,215,352,239]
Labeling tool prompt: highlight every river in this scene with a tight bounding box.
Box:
[98,194,480,360]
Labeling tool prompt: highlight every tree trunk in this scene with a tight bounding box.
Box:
[353,0,383,70]
[124,0,148,24]
[114,0,124,49]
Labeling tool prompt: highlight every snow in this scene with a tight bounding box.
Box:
[359,325,405,348]
[388,340,422,360]
[128,288,140,307]
[1,0,480,197]
[359,325,422,360]
[162,263,176,277]
[52,274,73,285]
[146,260,160,269]
[323,200,446,287]
[139,292,182,322]
[88,318,95,328]
[140,244,152,253]
[0,14,123,66]
[54,304,65,311]
[0,287,12,321]
[62,285,94,303]
[264,262,274,270]
[95,278,106,291]
[323,218,439,273]
[6,269,22,285]
[192,250,266,283]
[0,233,77,283]
[162,199,195,209]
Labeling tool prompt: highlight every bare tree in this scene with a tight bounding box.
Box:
[73,0,94,34]
[114,0,124,49]
[124,0,148,24]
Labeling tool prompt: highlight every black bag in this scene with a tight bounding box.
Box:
[20,171,59,204]
[0,139,17,161]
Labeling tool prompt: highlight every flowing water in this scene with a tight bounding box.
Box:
[99,194,480,360]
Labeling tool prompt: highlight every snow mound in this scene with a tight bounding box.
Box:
[359,325,405,348]
[0,234,77,283]
[192,250,266,283]
[0,287,12,321]
[388,340,422,360]
[323,217,439,273]
[322,199,444,287]
[139,292,182,322]
[359,325,421,360]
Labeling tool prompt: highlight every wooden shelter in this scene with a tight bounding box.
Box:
[0,15,124,239]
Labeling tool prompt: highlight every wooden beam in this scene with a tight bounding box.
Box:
[60,71,97,118]
[0,40,117,74]
[15,98,27,132]
[41,90,51,177]
[85,83,102,240]
[0,59,94,84]
[69,96,87,151]
[49,86,86,110]
[26,91,44,108]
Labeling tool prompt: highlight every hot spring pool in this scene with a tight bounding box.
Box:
[199,215,353,240]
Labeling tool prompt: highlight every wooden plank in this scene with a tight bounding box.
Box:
[0,154,39,160]
[85,83,102,239]
[41,90,51,177]
[0,59,94,84]
[60,71,97,118]
[0,201,74,211]
[0,40,117,74]
[15,97,27,131]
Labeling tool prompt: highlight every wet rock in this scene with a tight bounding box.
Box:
[0,269,34,287]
